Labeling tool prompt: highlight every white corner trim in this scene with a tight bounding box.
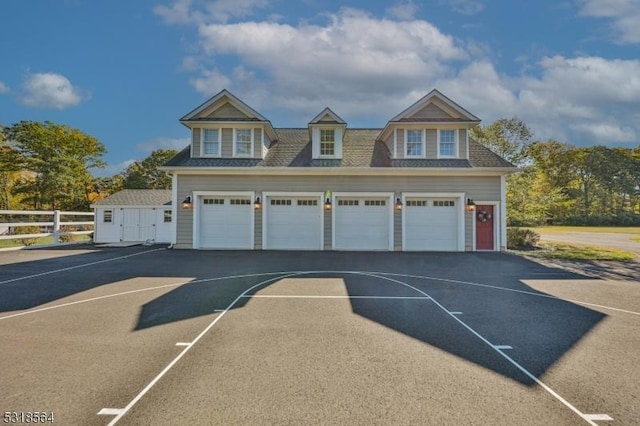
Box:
[171,174,177,245]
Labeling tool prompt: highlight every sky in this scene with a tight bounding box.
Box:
[0,0,639,176]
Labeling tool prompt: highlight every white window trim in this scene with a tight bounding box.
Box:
[319,129,336,158]
[437,129,458,159]
[200,128,222,158]
[405,129,426,158]
[401,192,465,252]
[233,128,254,158]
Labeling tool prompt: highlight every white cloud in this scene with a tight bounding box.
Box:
[136,136,190,153]
[93,159,136,177]
[0,81,9,94]
[579,0,640,43]
[441,0,485,15]
[20,72,87,109]
[386,1,419,20]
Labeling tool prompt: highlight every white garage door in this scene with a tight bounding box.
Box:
[200,196,253,249]
[122,208,156,242]
[404,198,459,251]
[265,196,322,250]
[334,197,390,250]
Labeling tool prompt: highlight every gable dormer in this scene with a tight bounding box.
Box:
[308,107,347,159]
[179,89,277,159]
[380,89,481,160]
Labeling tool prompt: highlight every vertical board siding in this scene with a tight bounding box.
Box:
[222,128,233,157]
[192,128,201,157]
[426,129,437,159]
[176,175,500,248]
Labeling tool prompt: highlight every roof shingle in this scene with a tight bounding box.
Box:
[92,189,172,206]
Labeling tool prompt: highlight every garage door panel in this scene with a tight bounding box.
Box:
[334,198,390,251]
[200,197,253,249]
[404,198,458,251]
[265,197,322,250]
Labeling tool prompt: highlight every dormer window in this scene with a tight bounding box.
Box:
[202,129,221,157]
[320,129,335,156]
[438,129,458,158]
[234,129,253,157]
[406,129,425,157]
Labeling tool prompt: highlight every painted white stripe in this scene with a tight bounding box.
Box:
[450,312,463,315]
[175,342,191,347]
[0,271,291,322]
[357,272,603,426]
[214,309,226,312]
[372,271,640,317]
[98,408,124,416]
[242,295,430,300]
[494,345,513,350]
[584,414,613,421]
[0,248,166,286]
[106,273,299,426]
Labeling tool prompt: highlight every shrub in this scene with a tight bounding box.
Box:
[507,227,540,249]
[58,225,77,243]
[12,225,43,246]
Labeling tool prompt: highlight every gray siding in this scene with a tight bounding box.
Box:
[464,210,473,251]
[426,129,437,159]
[396,129,405,159]
[192,128,201,157]
[394,208,402,251]
[255,203,262,249]
[459,129,468,158]
[175,174,500,247]
[323,209,332,250]
[221,128,233,157]
[254,128,262,158]
[206,102,249,119]
[409,103,455,120]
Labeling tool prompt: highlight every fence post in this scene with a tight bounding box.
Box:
[53,210,61,245]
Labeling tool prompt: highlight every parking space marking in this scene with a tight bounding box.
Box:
[242,295,430,300]
[104,272,300,425]
[494,345,513,350]
[450,311,463,315]
[357,271,611,426]
[175,342,191,347]
[98,408,124,416]
[373,271,640,317]
[0,248,166,286]
[584,414,614,421]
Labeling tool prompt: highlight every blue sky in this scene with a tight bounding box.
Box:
[1,0,639,176]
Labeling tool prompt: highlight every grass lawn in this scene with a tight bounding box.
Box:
[532,226,640,234]
[0,235,91,249]
[630,237,640,242]
[523,242,637,261]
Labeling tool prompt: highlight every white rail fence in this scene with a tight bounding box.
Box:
[0,210,94,245]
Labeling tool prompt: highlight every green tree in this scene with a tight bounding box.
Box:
[122,149,177,189]
[470,117,533,166]
[4,121,106,210]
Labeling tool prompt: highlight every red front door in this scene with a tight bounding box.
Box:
[475,205,494,250]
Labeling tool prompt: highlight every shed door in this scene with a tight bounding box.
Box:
[122,208,156,242]
[334,197,390,250]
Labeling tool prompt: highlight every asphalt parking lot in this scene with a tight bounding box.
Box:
[0,245,638,425]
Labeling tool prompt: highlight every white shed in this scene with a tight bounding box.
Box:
[91,189,173,244]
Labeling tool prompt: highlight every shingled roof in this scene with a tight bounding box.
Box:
[92,190,172,206]
[163,129,515,169]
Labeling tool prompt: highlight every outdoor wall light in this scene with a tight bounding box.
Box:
[182,196,192,209]
[395,197,403,210]
[324,198,332,210]
[254,196,262,209]
[466,198,476,212]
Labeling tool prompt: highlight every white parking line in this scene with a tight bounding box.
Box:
[584,414,613,421]
[357,271,610,426]
[494,345,513,350]
[175,342,191,347]
[0,248,166,286]
[243,295,430,299]
[98,408,124,416]
[103,273,300,425]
